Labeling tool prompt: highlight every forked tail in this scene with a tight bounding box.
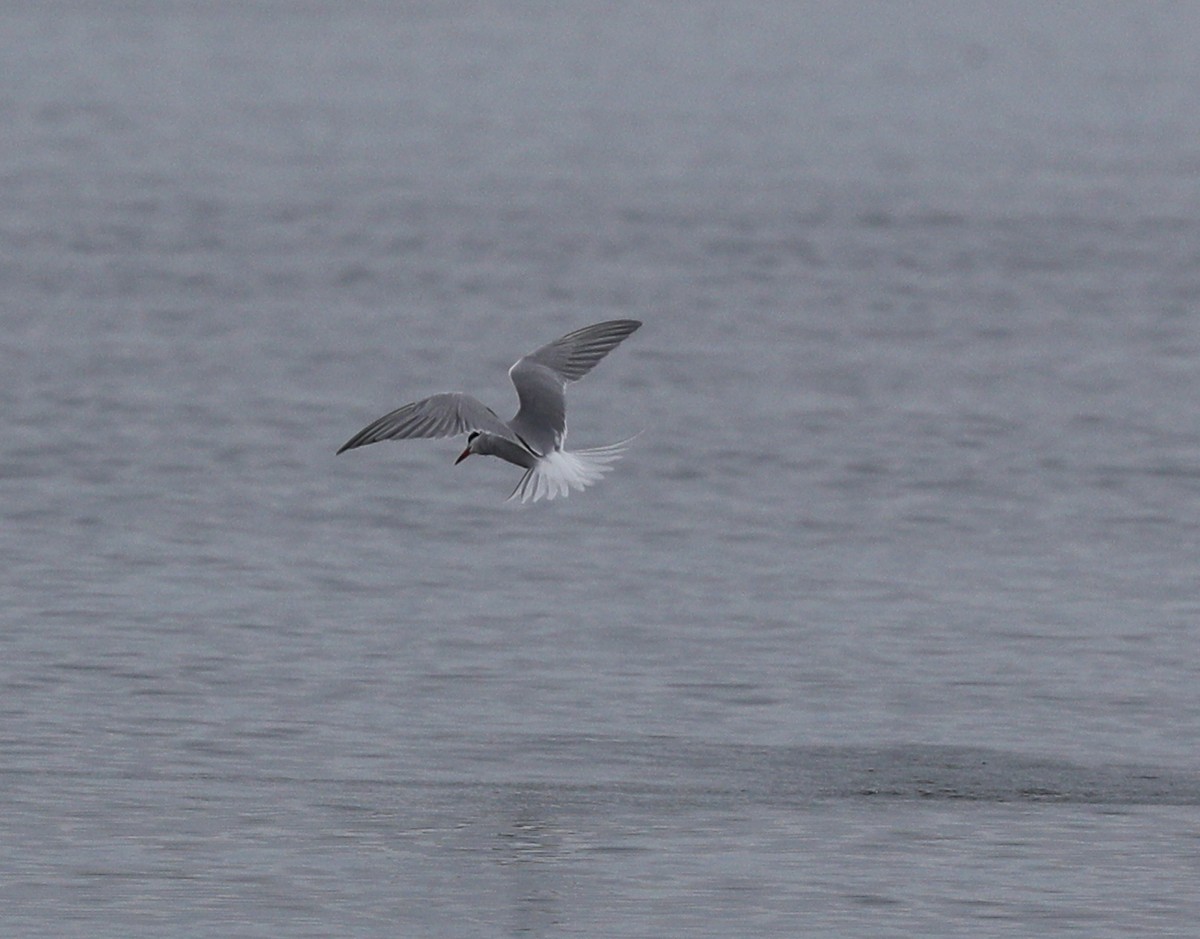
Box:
[507,436,638,504]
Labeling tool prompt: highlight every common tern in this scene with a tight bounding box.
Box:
[337,319,641,502]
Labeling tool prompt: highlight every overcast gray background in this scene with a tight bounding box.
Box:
[4,2,1200,936]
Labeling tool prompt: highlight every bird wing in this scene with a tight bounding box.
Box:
[336,392,515,454]
[507,319,641,451]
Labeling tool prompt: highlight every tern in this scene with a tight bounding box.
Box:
[337,319,641,502]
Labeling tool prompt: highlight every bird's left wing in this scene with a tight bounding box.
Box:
[336,392,515,454]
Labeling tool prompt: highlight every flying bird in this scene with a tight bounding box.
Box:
[337,319,642,503]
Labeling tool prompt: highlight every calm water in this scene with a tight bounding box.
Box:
[4,2,1200,936]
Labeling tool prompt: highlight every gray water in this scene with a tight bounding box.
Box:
[4,2,1200,936]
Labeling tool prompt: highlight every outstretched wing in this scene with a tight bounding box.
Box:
[516,319,642,383]
[507,319,641,452]
[336,392,514,454]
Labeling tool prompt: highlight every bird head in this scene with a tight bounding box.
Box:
[455,431,481,465]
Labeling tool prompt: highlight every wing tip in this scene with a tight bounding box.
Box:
[336,429,377,454]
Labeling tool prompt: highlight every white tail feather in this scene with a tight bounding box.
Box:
[507,437,635,504]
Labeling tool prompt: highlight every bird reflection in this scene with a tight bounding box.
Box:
[493,792,568,937]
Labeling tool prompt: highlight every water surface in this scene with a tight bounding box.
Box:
[4,3,1200,936]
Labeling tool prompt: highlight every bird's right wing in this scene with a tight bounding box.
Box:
[507,319,642,451]
[515,319,642,384]
[336,392,515,454]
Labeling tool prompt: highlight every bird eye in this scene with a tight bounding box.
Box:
[467,431,479,442]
